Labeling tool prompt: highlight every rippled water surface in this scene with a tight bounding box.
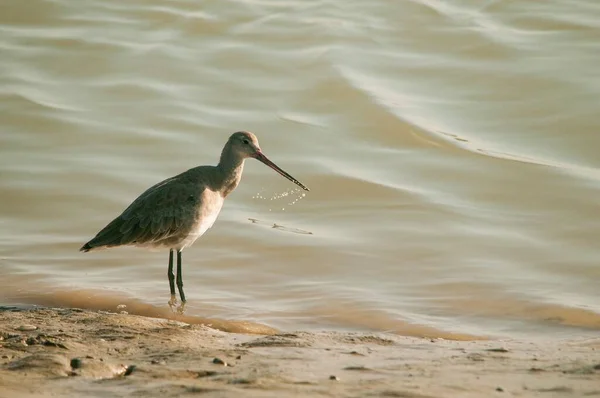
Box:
[2,0,600,339]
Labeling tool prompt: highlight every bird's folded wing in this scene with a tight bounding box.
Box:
[88,176,204,248]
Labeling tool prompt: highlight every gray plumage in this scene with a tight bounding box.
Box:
[80,131,309,303]
[80,168,216,251]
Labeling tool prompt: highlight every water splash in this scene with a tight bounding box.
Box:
[252,187,307,212]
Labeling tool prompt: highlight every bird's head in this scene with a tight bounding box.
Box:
[226,131,309,191]
[229,131,262,158]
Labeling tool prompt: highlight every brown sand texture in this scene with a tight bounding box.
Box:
[1,307,599,398]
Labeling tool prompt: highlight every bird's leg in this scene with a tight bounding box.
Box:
[176,250,186,303]
[167,249,176,297]
[167,249,178,310]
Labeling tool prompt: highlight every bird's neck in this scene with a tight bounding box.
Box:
[216,146,245,197]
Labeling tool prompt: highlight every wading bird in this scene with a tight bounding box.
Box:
[80,131,309,306]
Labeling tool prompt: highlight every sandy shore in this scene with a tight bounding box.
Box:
[0,307,598,398]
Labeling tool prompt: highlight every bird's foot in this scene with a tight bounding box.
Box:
[168,295,186,314]
[168,295,178,311]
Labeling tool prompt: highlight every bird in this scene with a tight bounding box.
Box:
[80,131,309,307]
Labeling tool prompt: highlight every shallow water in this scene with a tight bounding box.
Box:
[1,0,599,339]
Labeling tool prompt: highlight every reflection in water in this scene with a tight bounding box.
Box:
[3,276,277,335]
[248,218,313,235]
[6,282,484,340]
[2,271,600,340]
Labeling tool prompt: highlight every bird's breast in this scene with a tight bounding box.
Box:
[178,191,224,250]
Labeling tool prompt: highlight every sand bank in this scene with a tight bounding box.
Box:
[1,307,598,398]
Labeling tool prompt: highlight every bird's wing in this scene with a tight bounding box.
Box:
[83,175,205,249]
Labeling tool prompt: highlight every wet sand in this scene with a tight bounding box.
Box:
[1,307,599,398]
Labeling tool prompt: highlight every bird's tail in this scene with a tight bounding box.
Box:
[80,236,116,252]
[79,215,126,252]
[80,242,93,252]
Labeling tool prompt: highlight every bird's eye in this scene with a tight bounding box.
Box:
[242,139,249,145]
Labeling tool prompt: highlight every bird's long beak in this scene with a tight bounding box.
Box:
[254,152,310,191]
